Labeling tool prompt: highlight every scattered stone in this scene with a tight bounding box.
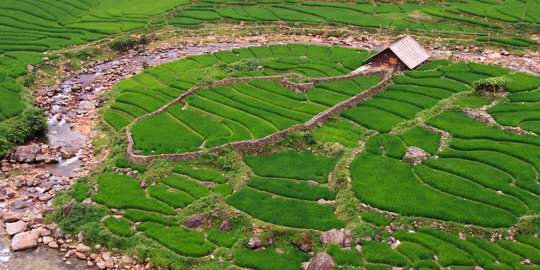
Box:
[3,211,24,222]
[62,199,76,216]
[77,231,85,243]
[306,180,319,186]
[43,236,54,245]
[48,241,59,249]
[247,237,262,249]
[402,146,431,165]
[308,252,334,270]
[219,220,230,232]
[10,232,37,251]
[320,229,352,247]
[6,221,28,236]
[184,214,205,229]
[76,243,90,253]
[35,155,59,164]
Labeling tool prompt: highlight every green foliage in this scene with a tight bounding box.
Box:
[226,188,344,230]
[0,107,48,156]
[244,151,337,183]
[148,184,194,208]
[399,126,441,154]
[123,209,177,226]
[452,96,491,108]
[361,212,392,226]
[103,217,135,237]
[363,241,410,267]
[206,229,236,247]
[115,157,147,172]
[234,248,306,270]
[137,222,215,257]
[70,182,92,202]
[108,36,149,52]
[92,173,176,215]
[327,244,363,266]
[247,177,335,201]
[56,202,108,233]
[173,164,227,183]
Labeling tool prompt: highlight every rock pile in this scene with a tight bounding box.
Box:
[402,146,431,165]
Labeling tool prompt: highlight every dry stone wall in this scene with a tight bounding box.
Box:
[126,68,391,164]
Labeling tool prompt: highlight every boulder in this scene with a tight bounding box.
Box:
[219,220,230,232]
[77,231,85,243]
[6,221,28,236]
[308,252,334,270]
[184,215,205,229]
[10,232,37,251]
[3,211,24,223]
[320,229,345,246]
[76,243,90,253]
[247,237,262,249]
[14,144,42,163]
[62,199,76,216]
[35,155,59,164]
[42,236,54,245]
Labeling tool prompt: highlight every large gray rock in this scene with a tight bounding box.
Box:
[14,144,42,163]
[6,221,27,236]
[320,229,344,246]
[10,232,37,251]
[247,237,262,249]
[308,252,334,270]
[184,215,205,229]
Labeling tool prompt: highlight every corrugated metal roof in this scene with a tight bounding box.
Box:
[368,36,430,69]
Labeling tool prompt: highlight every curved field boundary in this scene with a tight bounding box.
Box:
[126,67,391,164]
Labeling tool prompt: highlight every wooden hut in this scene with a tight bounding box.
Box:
[368,36,430,71]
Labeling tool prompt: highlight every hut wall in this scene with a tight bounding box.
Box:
[371,49,408,71]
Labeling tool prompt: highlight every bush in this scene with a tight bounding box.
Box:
[108,36,149,52]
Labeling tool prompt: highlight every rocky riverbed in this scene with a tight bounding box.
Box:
[0,34,538,269]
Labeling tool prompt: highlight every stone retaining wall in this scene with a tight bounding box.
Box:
[126,68,391,164]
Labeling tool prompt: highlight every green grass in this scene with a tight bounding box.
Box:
[226,188,344,230]
[399,126,441,154]
[234,248,306,270]
[162,174,211,199]
[206,229,236,247]
[92,173,176,215]
[244,151,337,183]
[361,212,392,226]
[148,184,194,208]
[173,164,227,183]
[453,96,491,108]
[327,244,363,266]
[363,241,410,267]
[137,222,215,257]
[70,182,92,202]
[123,209,177,226]
[103,217,135,237]
[350,154,517,227]
[311,120,364,148]
[247,177,335,201]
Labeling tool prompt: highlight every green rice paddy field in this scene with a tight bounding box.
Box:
[0,0,538,135]
[65,42,540,269]
[1,0,539,269]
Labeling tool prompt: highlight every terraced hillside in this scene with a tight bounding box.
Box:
[104,44,381,155]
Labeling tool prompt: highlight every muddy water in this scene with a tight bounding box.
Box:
[4,40,538,269]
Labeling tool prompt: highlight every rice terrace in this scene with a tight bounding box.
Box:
[0,0,540,270]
